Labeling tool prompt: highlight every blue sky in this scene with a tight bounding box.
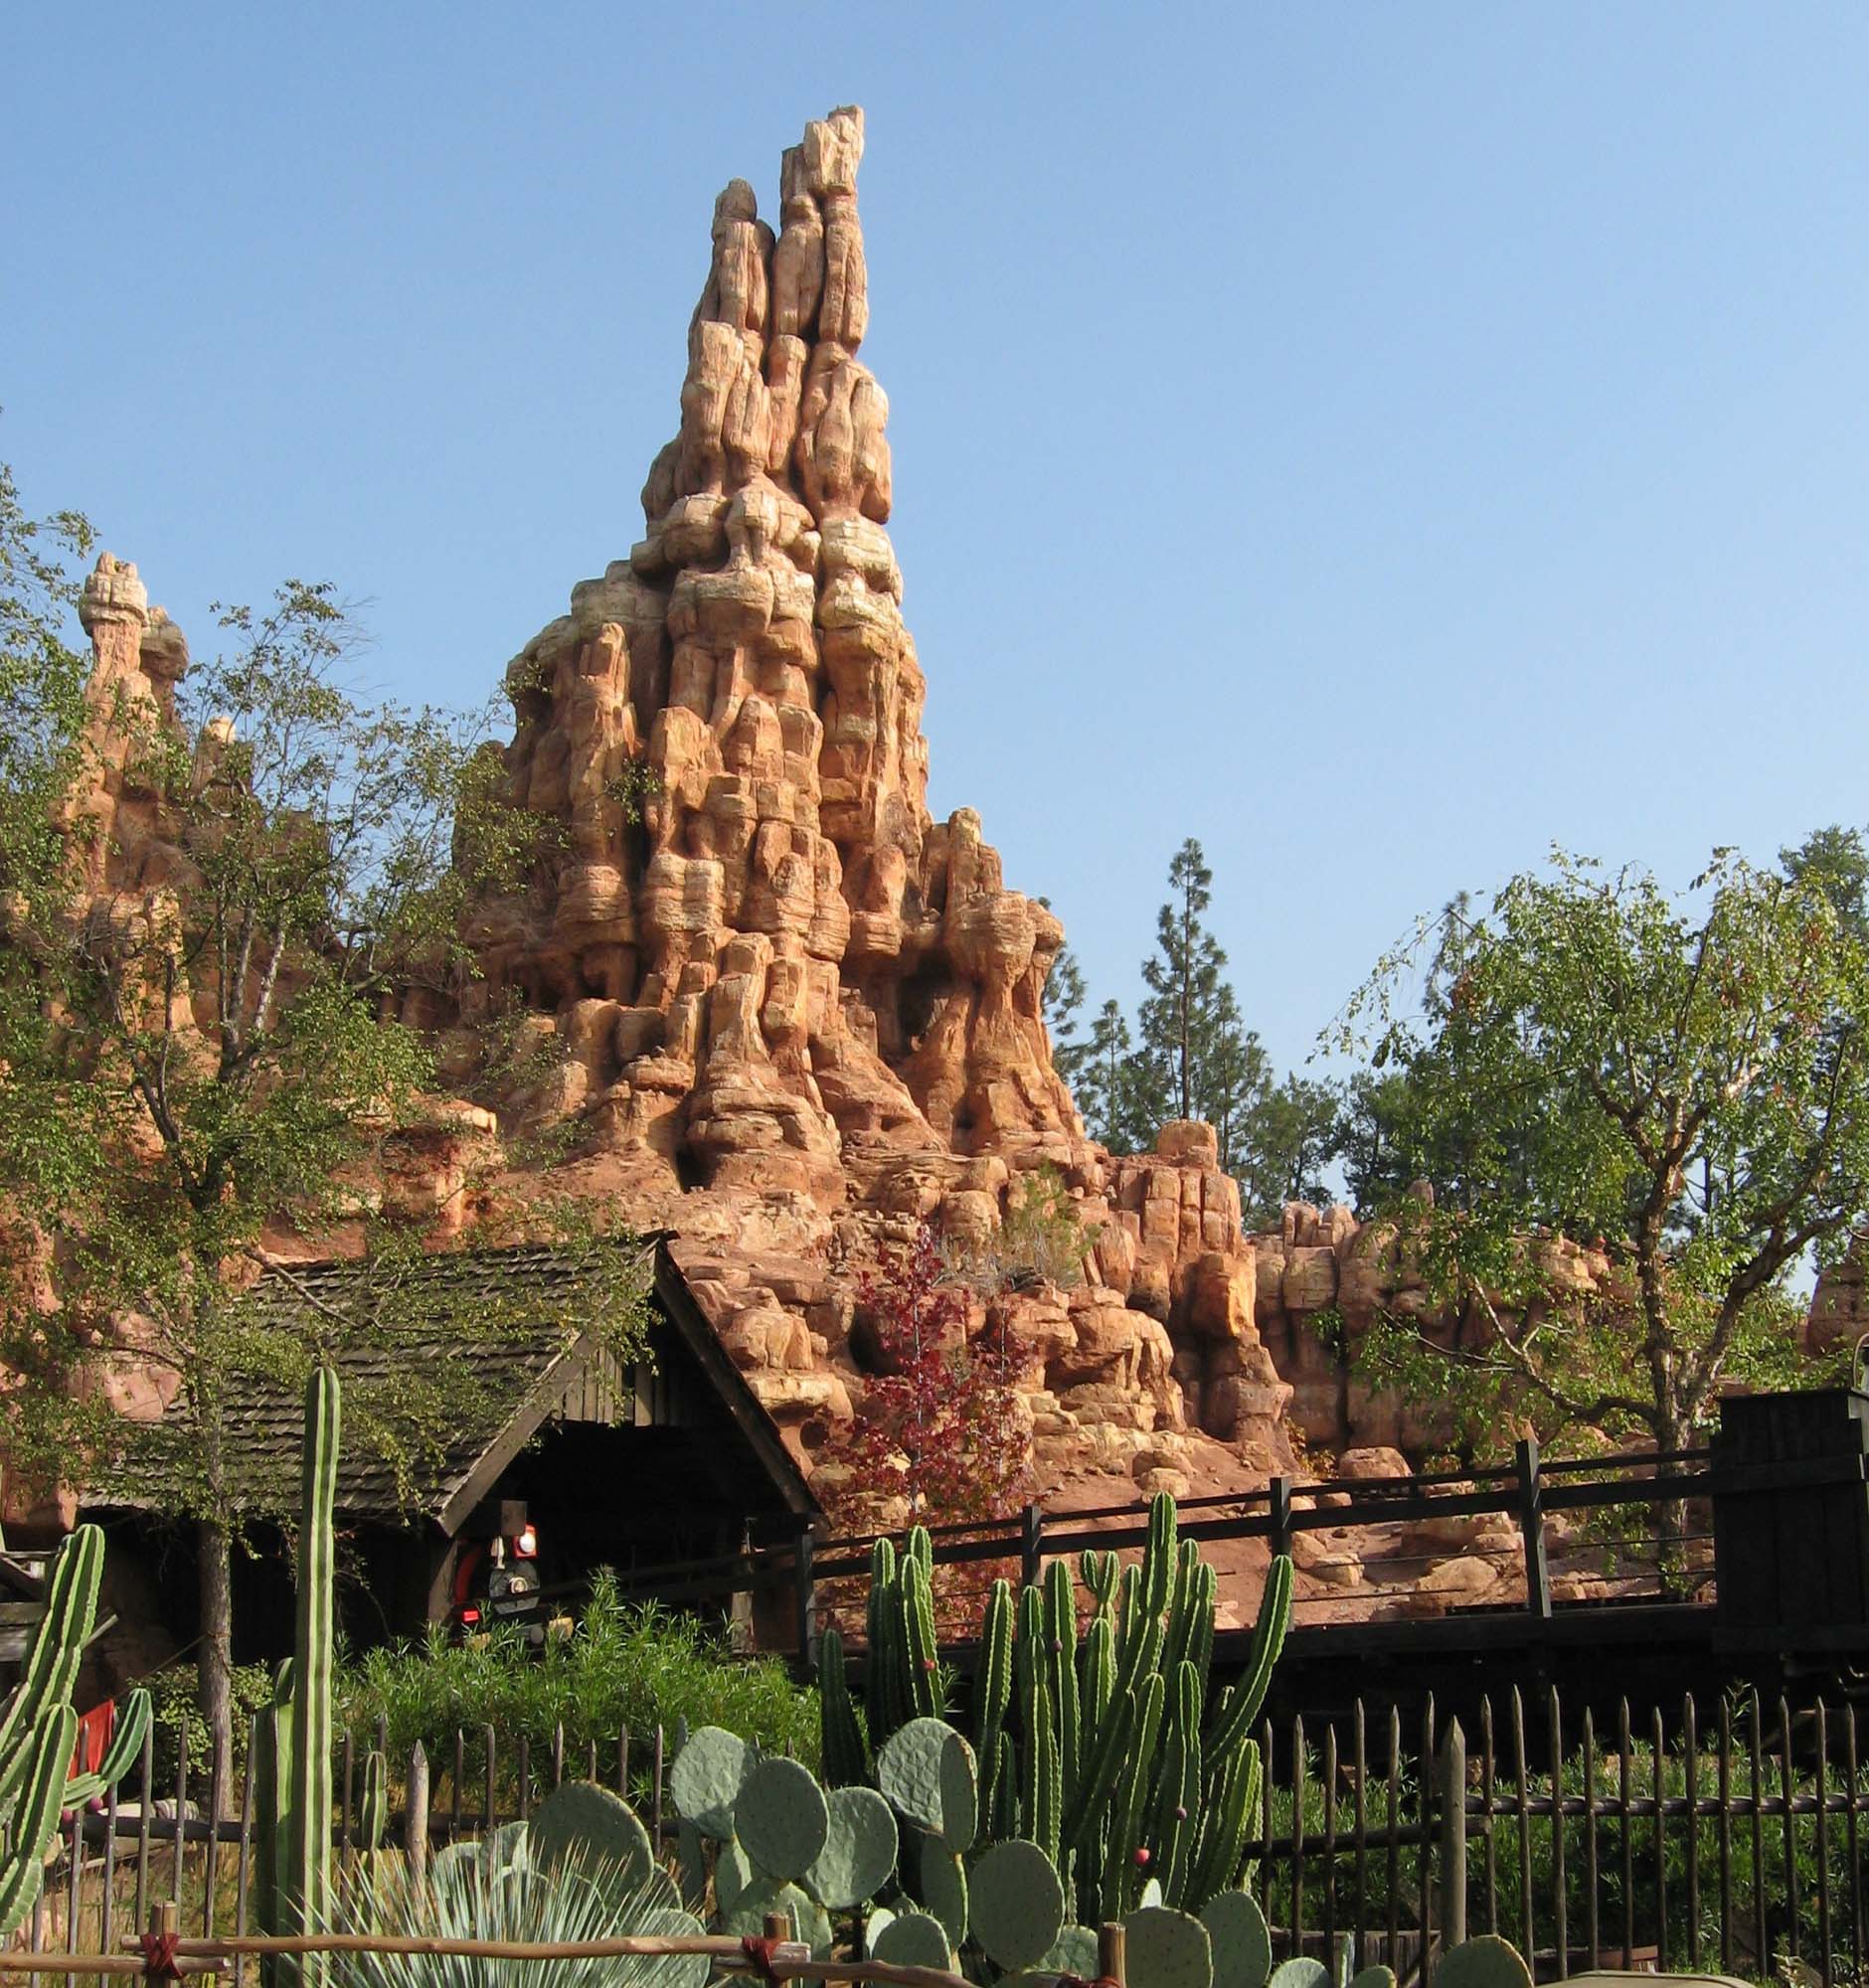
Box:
[5,5,1866,1077]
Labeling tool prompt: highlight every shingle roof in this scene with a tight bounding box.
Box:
[121,1242,649,1528]
[102,1239,819,1530]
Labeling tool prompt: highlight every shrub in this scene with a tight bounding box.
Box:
[144,1660,276,1788]
[335,1572,817,1801]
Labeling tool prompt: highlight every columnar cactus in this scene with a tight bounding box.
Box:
[251,1366,341,1978]
[820,1491,1294,1926]
[0,1525,152,1937]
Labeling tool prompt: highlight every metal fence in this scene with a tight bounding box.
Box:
[11,1679,1869,1987]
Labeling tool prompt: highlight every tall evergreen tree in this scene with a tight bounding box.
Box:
[1042,939,1092,1087]
[1074,998,1140,1151]
[1135,838,1231,1126]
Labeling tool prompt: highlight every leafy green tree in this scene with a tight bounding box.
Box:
[1782,823,1869,942]
[1236,1075,1343,1229]
[0,477,649,1790]
[1335,848,1869,1480]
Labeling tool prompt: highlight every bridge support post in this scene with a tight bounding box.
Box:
[1021,1500,1045,1590]
[1516,1438,1553,1620]
[793,1523,818,1678]
[1269,1475,1293,1563]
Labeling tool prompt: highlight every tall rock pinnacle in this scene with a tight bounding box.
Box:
[465,106,1087,1206]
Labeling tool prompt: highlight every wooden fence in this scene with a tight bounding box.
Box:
[571,1439,1736,1666]
[11,1679,1869,1986]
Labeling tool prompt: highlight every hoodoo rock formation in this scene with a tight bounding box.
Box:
[38,109,1745,1606]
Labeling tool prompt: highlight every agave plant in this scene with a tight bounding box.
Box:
[330,1832,706,1988]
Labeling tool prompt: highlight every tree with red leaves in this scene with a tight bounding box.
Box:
[833,1222,1029,1528]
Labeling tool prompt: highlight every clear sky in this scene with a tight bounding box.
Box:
[5,5,1865,1077]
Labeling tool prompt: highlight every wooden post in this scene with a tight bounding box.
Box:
[1515,1437,1552,1620]
[1021,1500,1045,1590]
[764,1910,795,1988]
[793,1524,818,1678]
[144,1904,179,1988]
[1439,1718,1467,1963]
[1099,1918,1127,1988]
[405,1741,430,1886]
[1270,1476,1294,1564]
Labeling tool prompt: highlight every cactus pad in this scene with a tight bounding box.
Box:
[969,1839,1067,1971]
[1201,1890,1273,1988]
[1045,1927,1103,1975]
[1268,1963,1328,1988]
[803,1785,899,1908]
[870,1908,956,1971]
[919,1833,969,1946]
[875,1717,978,1853]
[864,1906,896,1956]
[669,1726,756,1841]
[1347,1969,1396,1988]
[641,1907,710,1988]
[525,1780,655,1893]
[1124,1906,1214,1988]
[486,1820,530,1872]
[1434,1938,1533,1988]
[1138,1878,1164,1910]
[735,1756,829,1882]
[720,1876,831,1951]
[715,1838,757,1913]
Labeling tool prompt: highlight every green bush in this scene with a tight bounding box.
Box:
[335,1572,817,1807]
[143,1660,276,1789]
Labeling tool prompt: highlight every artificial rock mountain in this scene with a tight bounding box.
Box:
[35,109,1683,1621]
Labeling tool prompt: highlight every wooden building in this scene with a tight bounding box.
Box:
[92,1239,817,1659]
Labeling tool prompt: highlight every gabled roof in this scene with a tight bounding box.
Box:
[108,1239,817,1531]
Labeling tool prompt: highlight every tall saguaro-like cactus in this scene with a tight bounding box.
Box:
[0,1526,153,1936]
[253,1367,340,1981]
[827,1493,1294,1924]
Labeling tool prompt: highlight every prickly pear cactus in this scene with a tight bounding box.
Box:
[1434,1936,1534,1988]
[1125,1904,1215,1988]
[875,1716,978,1853]
[735,1756,830,1883]
[527,1779,656,1892]
[968,1838,1066,1971]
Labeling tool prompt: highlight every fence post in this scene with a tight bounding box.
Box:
[405,1741,430,1885]
[1270,1476,1293,1563]
[1516,1437,1552,1620]
[765,1909,796,1988]
[1099,1919,1127,1988]
[1440,1717,1467,1962]
[793,1523,818,1678]
[1021,1501,1045,1590]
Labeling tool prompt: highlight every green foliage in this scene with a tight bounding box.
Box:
[1782,822,1869,943]
[946,1163,1092,1294]
[336,1574,818,1795]
[1042,934,1092,1088]
[1335,848,1869,1451]
[1235,1076,1345,1231]
[145,1660,276,1784]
